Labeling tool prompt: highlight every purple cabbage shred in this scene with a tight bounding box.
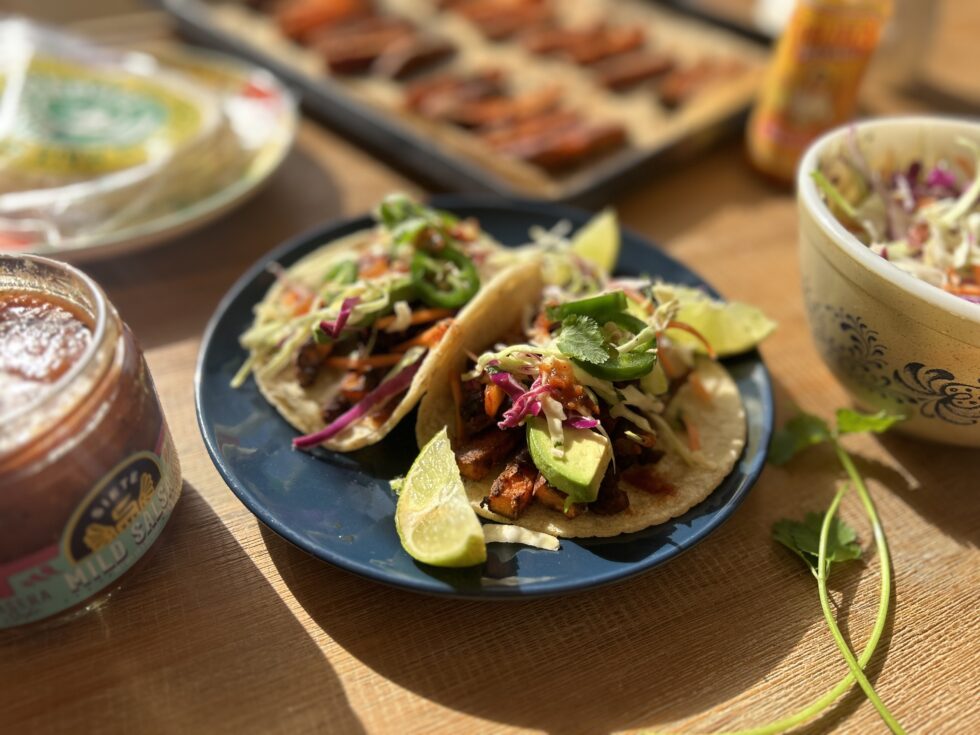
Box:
[318,296,360,339]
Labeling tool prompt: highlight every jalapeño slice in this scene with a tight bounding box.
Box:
[410,246,480,309]
[573,311,657,381]
[547,291,628,322]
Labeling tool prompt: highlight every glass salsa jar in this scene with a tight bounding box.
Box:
[0,254,181,629]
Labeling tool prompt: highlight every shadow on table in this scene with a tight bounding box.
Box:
[725,376,900,732]
[0,483,364,735]
[259,487,828,735]
[783,489,899,735]
[795,588,897,735]
[769,375,977,549]
[82,142,343,350]
[876,432,979,548]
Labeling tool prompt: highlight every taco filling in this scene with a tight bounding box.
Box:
[235,194,521,451]
[421,280,746,535]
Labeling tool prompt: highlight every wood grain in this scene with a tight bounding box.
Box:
[2,9,979,735]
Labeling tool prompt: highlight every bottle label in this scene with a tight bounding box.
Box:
[0,426,181,629]
[748,1,891,179]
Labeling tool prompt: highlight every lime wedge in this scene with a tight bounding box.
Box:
[656,284,776,357]
[572,208,619,274]
[395,427,486,567]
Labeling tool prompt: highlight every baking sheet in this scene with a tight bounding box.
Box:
[158,0,767,205]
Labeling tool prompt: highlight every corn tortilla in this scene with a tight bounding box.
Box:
[416,291,746,537]
[248,230,539,451]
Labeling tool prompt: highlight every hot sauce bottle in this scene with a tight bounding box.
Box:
[746,0,893,183]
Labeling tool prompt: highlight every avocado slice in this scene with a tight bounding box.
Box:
[526,417,612,505]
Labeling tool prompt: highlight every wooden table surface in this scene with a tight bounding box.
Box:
[3,10,979,734]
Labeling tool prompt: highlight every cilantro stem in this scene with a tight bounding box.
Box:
[830,443,905,734]
[715,442,900,735]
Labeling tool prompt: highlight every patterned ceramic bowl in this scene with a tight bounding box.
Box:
[798,116,980,447]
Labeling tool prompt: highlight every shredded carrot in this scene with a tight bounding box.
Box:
[632,432,657,448]
[450,371,464,441]
[624,288,654,315]
[358,256,389,279]
[666,320,716,358]
[282,289,314,316]
[484,383,504,417]
[689,372,713,404]
[374,308,454,331]
[324,353,404,370]
[392,319,453,352]
[658,347,684,380]
[339,371,370,402]
[681,413,701,451]
[944,267,980,296]
[954,154,976,179]
[946,282,980,296]
[529,310,554,343]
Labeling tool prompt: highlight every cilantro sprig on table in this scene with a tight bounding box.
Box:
[737,408,907,735]
[772,511,861,571]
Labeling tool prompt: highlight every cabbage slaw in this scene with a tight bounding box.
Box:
[814,135,980,303]
[463,281,710,468]
[234,194,501,448]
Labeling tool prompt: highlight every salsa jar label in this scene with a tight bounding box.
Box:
[0,426,180,629]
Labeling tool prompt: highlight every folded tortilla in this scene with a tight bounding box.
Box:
[415,280,746,538]
[248,229,540,451]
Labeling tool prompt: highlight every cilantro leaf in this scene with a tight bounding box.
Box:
[556,315,609,364]
[769,412,832,465]
[835,408,905,436]
[773,512,862,573]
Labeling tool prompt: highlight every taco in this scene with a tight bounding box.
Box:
[235,194,537,451]
[415,277,746,538]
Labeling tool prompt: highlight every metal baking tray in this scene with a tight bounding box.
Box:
[156,0,768,206]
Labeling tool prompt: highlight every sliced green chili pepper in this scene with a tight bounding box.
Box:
[574,351,656,381]
[605,311,648,336]
[547,291,628,322]
[574,310,658,381]
[410,246,479,309]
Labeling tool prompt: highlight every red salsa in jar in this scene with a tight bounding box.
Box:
[0,292,93,416]
[0,255,182,630]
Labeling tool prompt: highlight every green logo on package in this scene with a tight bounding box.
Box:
[0,57,206,176]
[20,77,168,149]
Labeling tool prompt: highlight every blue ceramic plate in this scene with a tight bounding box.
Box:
[195,196,773,599]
